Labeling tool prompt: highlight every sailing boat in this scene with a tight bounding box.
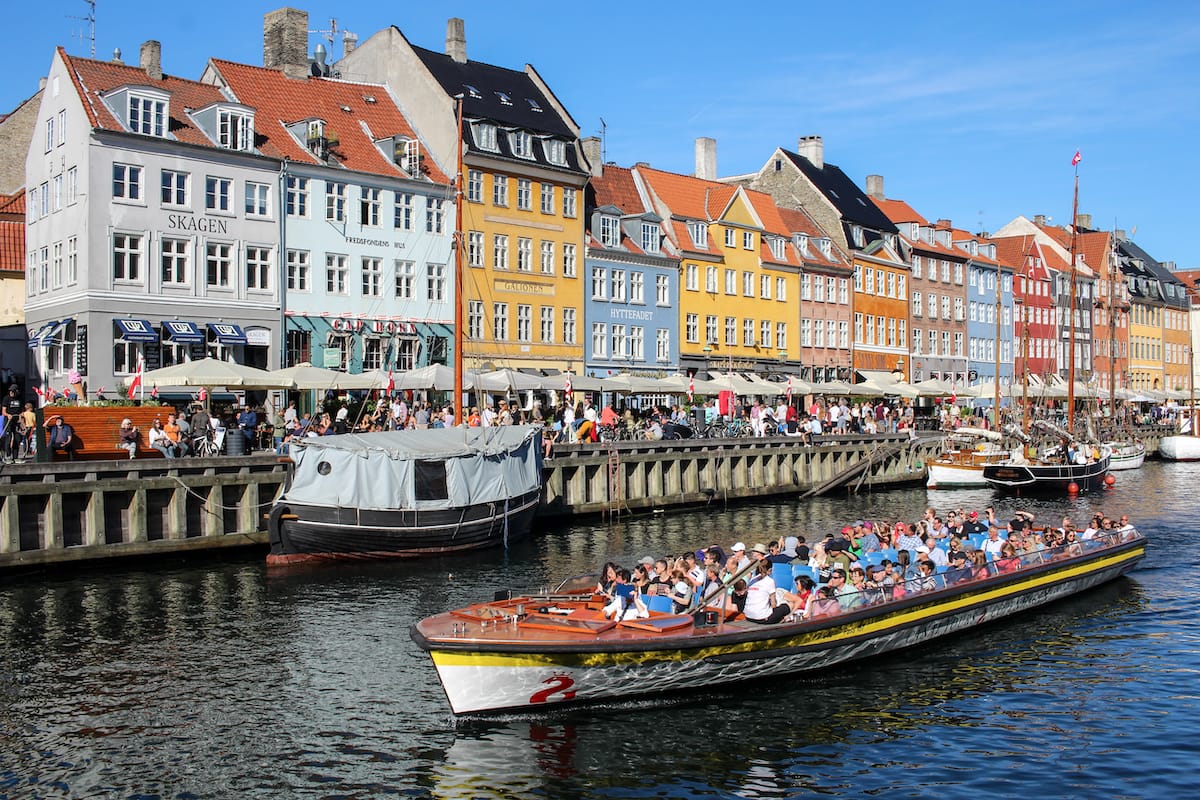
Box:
[266,98,545,564]
[1159,347,1200,460]
[983,154,1112,494]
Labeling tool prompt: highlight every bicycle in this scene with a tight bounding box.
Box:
[192,430,222,458]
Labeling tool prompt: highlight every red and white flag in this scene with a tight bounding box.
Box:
[687,375,695,402]
[1071,150,1082,166]
[150,386,158,399]
[786,376,793,406]
[32,385,45,406]
[564,371,573,399]
[198,387,208,403]
[127,353,144,399]
[385,370,394,393]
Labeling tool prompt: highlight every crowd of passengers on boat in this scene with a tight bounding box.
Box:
[595,507,1139,625]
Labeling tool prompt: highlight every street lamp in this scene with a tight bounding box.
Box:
[893,357,906,382]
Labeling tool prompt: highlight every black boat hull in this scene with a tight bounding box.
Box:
[267,488,541,564]
[982,455,1110,494]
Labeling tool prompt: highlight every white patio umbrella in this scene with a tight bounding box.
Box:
[477,368,546,393]
[707,372,763,396]
[771,374,816,395]
[388,364,456,390]
[138,358,295,389]
[271,363,379,391]
[653,374,725,396]
[600,373,662,394]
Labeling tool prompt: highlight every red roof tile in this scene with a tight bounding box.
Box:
[872,197,928,226]
[591,165,645,214]
[0,190,25,216]
[0,219,24,273]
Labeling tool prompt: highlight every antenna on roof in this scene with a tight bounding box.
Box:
[309,17,355,62]
[69,0,96,58]
[599,117,607,164]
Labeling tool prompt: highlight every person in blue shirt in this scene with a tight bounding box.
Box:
[236,405,257,452]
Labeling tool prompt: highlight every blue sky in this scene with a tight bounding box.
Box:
[8,1,1198,267]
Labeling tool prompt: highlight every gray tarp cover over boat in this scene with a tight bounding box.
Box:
[282,426,543,512]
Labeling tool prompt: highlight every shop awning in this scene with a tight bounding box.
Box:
[207,322,247,345]
[114,318,159,342]
[27,318,71,348]
[162,320,205,344]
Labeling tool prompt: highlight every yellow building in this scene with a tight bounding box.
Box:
[636,168,801,376]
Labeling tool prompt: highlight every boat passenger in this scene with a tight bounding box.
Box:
[726,579,749,616]
[601,569,636,619]
[780,575,816,621]
[683,551,705,588]
[895,523,924,552]
[855,522,881,553]
[620,592,649,621]
[916,560,939,592]
[924,537,949,568]
[969,550,991,580]
[995,542,1021,573]
[744,561,789,624]
[838,567,869,611]
[766,541,791,566]
[726,542,750,576]
[981,526,1007,558]
[862,564,889,605]
[631,563,651,595]
[782,535,808,564]
[698,565,725,607]
[596,562,620,597]
[806,587,841,619]
[945,551,973,585]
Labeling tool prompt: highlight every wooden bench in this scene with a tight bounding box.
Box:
[43,406,180,461]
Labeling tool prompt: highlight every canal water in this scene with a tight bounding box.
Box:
[0,462,1196,799]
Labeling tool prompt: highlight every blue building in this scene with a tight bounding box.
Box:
[583,159,678,378]
[963,237,1014,387]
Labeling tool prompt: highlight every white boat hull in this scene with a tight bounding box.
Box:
[1105,441,1146,471]
[1159,435,1200,461]
[926,461,988,488]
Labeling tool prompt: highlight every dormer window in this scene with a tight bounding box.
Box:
[302,119,333,160]
[769,237,786,261]
[527,98,543,113]
[599,214,620,247]
[392,137,421,177]
[794,233,810,256]
[474,122,498,152]
[688,221,707,248]
[118,89,168,137]
[910,222,920,239]
[510,130,533,159]
[495,91,513,105]
[851,225,864,248]
[464,84,482,99]
[818,238,832,259]
[641,222,660,254]
[544,139,567,166]
[218,109,253,151]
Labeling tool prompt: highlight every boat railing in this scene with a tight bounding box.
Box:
[795,528,1140,620]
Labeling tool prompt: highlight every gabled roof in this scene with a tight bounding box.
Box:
[0,190,25,216]
[635,166,730,258]
[591,165,645,215]
[872,197,927,226]
[60,48,233,149]
[0,190,25,273]
[781,149,897,233]
[209,59,448,183]
[776,206,847,270]
[410,43,574,138]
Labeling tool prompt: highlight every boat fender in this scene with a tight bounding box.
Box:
[267,504,290,547]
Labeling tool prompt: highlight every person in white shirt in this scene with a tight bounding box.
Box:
[981,527,1008,556]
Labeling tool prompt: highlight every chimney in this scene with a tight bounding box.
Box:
[797,135,823,169]
[865,174,884,200]
[581,137,602,178]
[1164,260,1176,271]
[1115,228,1127,241]
[342,31,358,57]
[111,47,124,65]
[1075,212,1093,230]
[140,40,162,81]
[695,137,717,180]
[446,18,467,64]
[935,218,952,230]
[263,7,309,80]
[1033,214,1047,226]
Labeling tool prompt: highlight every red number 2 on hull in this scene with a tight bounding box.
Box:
[529,674,577,704]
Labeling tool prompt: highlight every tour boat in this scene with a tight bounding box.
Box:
[412,527,1145,715]
[267,425,543,564]
[1104,440,1146,471]
[925,427,1010,489]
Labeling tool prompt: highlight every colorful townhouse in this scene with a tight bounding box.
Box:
[745,137,908,378]
[636,154,802,378]
[580,152,678,378]
[24,43,283,398]
[0,191,25,383]
[205,56,454,374]
[956,229,1013,386]
[337,17,590,375]
[991,236,1057,388]
[1116,235,1190,392]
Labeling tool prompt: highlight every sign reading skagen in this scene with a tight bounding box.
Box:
[495,278,555,296]
[166,214,229,234]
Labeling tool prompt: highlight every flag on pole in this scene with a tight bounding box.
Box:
[564,371,573,399]
[1071,150,1081,166]
[32,385,44,407]
[786,375,793,406]
[151,386,158,399]
[198,387,208,403]
[687,375,695,402]
[385,370,394,393]
[127,353,144,399]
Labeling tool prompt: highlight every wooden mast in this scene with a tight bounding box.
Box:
[994,255,1002,428]
[1066,164,1080,436]
[453,96,465,421]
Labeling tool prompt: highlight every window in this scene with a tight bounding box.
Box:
[828,320,839,349]
[467,169,483,203]
[493,303,509,340]
[493,174,509,207]
[45,116,55,152]
[475,123,498,151]
[641,223,660,253]
[912,255,922,279]
[769,237,785,260]
[51,242,62,287]
[725,316,736,345]
[630,326,644,361]
[540,306,554,342]
[358,187,381,226]
[162,237,189,285]
[511,131,533,159]
[467,301,484,340]
[941,261,950,282]
[887,318,896,347]
[839,278,849,304]
[50,175,62,212]
[706,315,718,345]
[592,322,608,357]
[656,329,670,362]
[954,297,964,321]
[517,304,532,342]
[468,231,484,267]
[854,312,863,344]
[67,237,77,284]
[813,275,826,303]
[562,187,577,218]
[656,274,669,306]
[562,243,576,277]
[941,295,951,320]
[725,228,737,248]
[592,266,608,299]
[630,271,644,304]
[39,247,48,293]
[158,169,188,207]
[942,331,951,356]
[427,263,446,300]
[286,249,309,291]
[886,272,895,297]
[760,274,771,300]
[56,109,65,147]
[513,237,532,272]
[725,269,736,295]
[800,319,811,347]
[128,94,166,137]
[113,233,142,281]
[283,176,307,217]
[954,332,964,357]
[913,293,922,317]
[744,231,755,250]
[800,273,811,300]
[112,164,142,200]
[743,319,755,346]
[912,328,923,354]
[245,182,270,216]
[563,308,577,344]
[611,324,627,358]
[815,320,826,347]
[206,242,233,287]
[516,178,532,210]
[360,257,383,297]
[426,198,445,233]
[544,139,567,165]
[113,340,138,376]
[686,313,699,343]
[706,266,718,293]
[325,182,347,221]
[685,264,698,291]
[394,259,415,298]
[776,322,787,350]
[839,321,848,348]
[394,192,414,230]
[689,221,707,248]
[611,270,626,302]
[537,240,555,275]
[67,167,78,205]
[743,271,753,297]
[218,110,252,151]
[776,277,786,302]
[760,320,771,348]
[898,274,906,297]
[865,268,875,294]
[954,264,964,285]
[326,253,348,295]
[247,246,271,290]
[493,235,509,270]
[540,183,554,214]
[200,177,231,213]
[599,215,620,247]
